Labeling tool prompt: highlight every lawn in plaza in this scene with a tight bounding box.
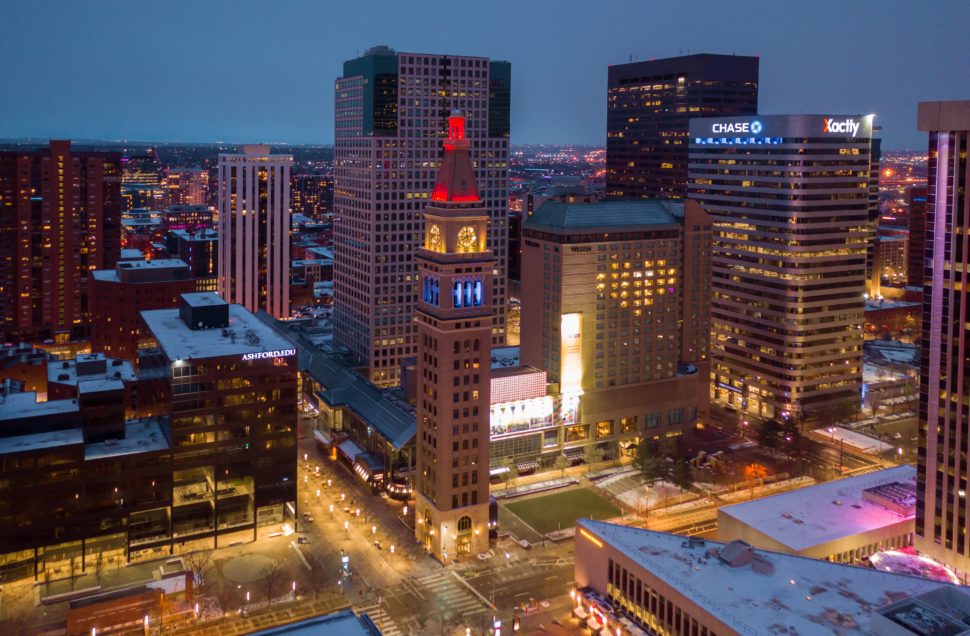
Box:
[503,488,621,536]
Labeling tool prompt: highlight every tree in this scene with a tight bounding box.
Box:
[553,454,570,479]
[301,557,327,601]
[502,461,520,490]
[756,419,782,452]
[671,459,693,491]
[183,551,214,604]
[780,418,804,460]
[260,561,286,606]
[584,444,605,473]
[214,579,235,617]
[634,440,667,484]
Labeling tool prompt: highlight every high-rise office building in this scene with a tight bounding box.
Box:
[689,114,874,420]
[414,113,493,562]
[0,140,122,342]
[217,145,293,319]
[914,100,970,575]
[607,54,759,200]
[333,45,511,386]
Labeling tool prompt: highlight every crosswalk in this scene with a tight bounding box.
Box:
[354,599,405,636]
[415,571,491,616]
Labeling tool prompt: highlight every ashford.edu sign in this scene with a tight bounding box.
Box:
[241,348,296,361]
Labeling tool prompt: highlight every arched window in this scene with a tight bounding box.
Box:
[458,515,472,533]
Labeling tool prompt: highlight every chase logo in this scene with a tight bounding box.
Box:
[750,120,763,134]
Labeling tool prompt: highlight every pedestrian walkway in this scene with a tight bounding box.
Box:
[354,599,405,636]
[414,571,491,616]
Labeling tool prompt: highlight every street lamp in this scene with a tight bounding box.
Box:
[292,580,296,600]
[371,525,377,536]
[390,544,395,554]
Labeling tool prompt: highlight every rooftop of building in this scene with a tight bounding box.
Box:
[169,228,218,242]
[0,391,78,423]
[525,199,683,233]
[90,258,190,283]
[490,345,521,369]
[84,418,170,460]
[245,609,381,636]
[120,248,145,260]
[0,413,83,455]
[48,353,137,386]
[579,519,951,636]
[142,300,296,361]
[719,465,916,552]
[866,298,921,311]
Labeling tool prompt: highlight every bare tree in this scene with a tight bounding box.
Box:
[94,550,104,585]
[301,558,327,600]
[183,551,214,603]
[260,561,286,606]
[214,579,234,617]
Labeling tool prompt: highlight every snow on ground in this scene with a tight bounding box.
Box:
[615,479,692,509]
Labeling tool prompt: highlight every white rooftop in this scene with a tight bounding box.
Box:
[719,465,916,552]
[0,392,78,422]
[85,418,169,460]
[48,354,137,386]
[0,424,83,456]
[142,304,296,361]
[580,519,949,636]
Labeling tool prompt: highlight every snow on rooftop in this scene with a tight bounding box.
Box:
[813,426,895,455]
[491,345,521,369]
[0,392,78,421]
[580,519,948,636]
[0,424,83,455]
[719,465,915,552]
[84,418,169,460]
[142,304,295,361]
[48,355,137,386]
[78,378,125,394]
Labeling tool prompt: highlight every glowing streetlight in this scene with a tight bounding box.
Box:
[403,505,408,516]
[316,488,320,498]
[292,580,296,599]
[303,453,308,462]
[390,544,395,554]
[371,525,377,536]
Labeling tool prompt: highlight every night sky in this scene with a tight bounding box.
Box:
[1,0,967,149]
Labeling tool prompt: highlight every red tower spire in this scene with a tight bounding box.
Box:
[430,110,480,203]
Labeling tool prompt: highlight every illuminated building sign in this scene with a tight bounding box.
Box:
[560,313,584,426]
[241,348,296,361]
[823,117,860,136]
[711,120,761,134]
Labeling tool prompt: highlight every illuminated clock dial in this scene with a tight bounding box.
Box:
[457,226,477,251]
[429,224,442,249]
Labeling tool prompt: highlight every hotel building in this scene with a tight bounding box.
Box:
[333,45,511,385]
[217,145,293,319]
[413,112,493,561]
[689,114,874,420]
[607,54,759,200]
[520,198,711,460]
[915,100,970,577]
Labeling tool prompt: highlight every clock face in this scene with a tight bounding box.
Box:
[429,224,442,249]
[457,226,477,251]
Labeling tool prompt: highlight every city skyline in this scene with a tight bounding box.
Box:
[1,1,967,149]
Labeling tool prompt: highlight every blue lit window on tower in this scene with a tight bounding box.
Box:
[453,281,462,308]
[473,279,483,306]
[463,280,473,307]
[423,275,440,305]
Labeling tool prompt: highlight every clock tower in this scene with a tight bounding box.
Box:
[414,111,493,562]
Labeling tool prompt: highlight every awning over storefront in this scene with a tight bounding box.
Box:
[516,461,539,473]
[587,617,602,631]
[564,448,585,461]
[337,438,363,463]
[353,452,386,483]
[313,429,332,446]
